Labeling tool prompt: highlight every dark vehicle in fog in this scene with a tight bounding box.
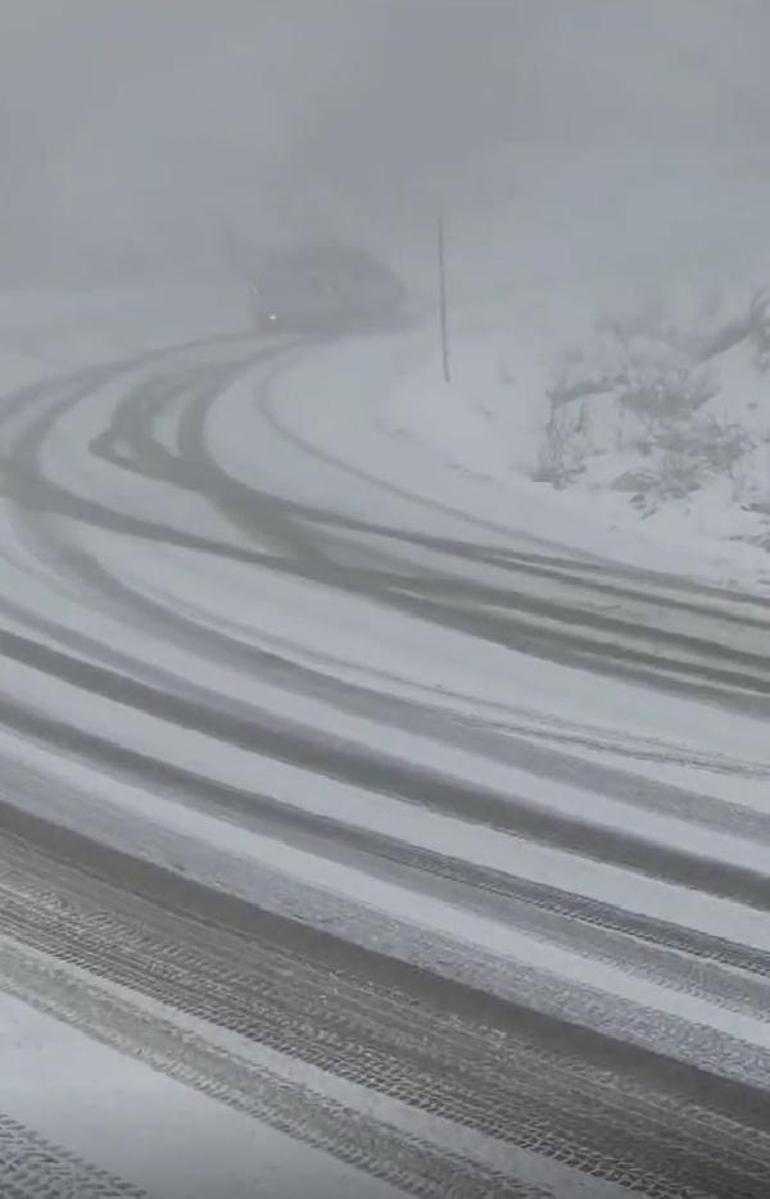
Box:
[249,242,407,333]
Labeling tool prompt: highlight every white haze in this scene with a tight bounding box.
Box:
[2,0,770,309]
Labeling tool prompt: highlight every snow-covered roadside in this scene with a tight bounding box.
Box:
[264,320,770,593]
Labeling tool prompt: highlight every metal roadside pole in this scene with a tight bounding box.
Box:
[438,213,450,384]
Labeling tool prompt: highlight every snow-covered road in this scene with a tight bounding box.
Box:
[1,328,769,1197]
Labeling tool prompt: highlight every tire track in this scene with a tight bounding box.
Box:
[2,835,769,1198]
[0,1112,147,1199]
[2,337,770,1197]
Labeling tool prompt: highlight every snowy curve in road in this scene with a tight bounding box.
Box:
[1,330,770,1197]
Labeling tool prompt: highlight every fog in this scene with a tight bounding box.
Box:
[4,11,770,1195]
[3,0,770,304]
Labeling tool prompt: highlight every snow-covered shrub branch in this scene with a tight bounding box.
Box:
[536,292,770,519]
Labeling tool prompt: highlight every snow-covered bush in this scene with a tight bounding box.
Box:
[613,454,703,515]
[616,364,717,436]
[654,417,753,480]
[534,398,586,487]
[747,291,770,372]
[536,291,770,525]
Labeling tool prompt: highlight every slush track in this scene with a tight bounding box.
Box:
[1,333,770,1196]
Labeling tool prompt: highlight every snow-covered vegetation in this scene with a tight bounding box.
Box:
[374,284,770,590]
[538,290,770,548]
